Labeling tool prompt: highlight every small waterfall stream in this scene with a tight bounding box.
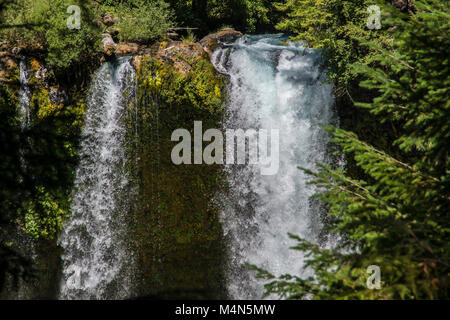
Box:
[18,58,31,128]
[59,57,136,299]
[212,34,335,299]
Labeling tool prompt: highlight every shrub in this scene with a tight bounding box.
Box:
[103,0,174,43]
[0,0,101,73]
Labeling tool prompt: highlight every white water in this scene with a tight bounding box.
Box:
[18,59,31,128]
[59,57,136,300]
[213,34,335,299]
[17,59,32,189]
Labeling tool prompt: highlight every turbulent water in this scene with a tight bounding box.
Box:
[212,34,336,299]
[59,57,136,300]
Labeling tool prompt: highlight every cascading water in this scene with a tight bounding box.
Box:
[18,58,31,128]
[17,58,31,180]
[59,57,136,300]
[212,34,336,299]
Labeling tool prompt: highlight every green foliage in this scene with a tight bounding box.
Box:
[0,59,86,298]
[166,0,277,35]
[355,0,450,176]
[34,0,100,71]
[244,0,271,32]
[0,56,85,290]
[1,0,101,73]
[255,0,450,300]
[19,187,69,240]
[102,0,175,43]
[181,30,197,44]
[275,0,391,95]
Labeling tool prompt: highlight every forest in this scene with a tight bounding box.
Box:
[0,0,448,301]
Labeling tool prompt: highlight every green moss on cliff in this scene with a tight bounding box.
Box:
[12,60,85,241]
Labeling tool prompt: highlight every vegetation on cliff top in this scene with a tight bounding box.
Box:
[0,0,280,74]
[1,0,101,75]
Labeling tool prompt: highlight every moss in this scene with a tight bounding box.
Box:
[1,62,21,107]
[25,58,85,132]
[30,87,63,120]
[10,58,85,242]
[136,51,225,113]
[18,186,69,240]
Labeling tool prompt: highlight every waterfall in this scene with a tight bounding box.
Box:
[212,34,336,299]
[17,59,32,188]
[59,57,136,300]
[18,58,31,128]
